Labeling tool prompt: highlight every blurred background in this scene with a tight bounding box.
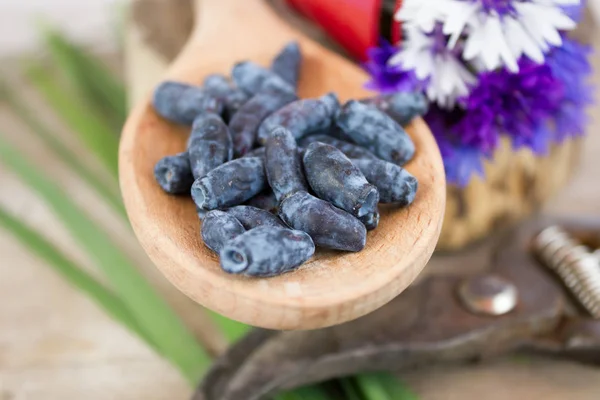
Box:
[1,1,599,399]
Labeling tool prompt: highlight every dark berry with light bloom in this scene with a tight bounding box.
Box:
[304,142,379,218]
[232,61,295,96]
[265,127,309,201]
[360,92,429,126]
[187,112,233,179]
[229,88,297,156]
[336,100,415,166]
[220,226,315,277]
[279,191,367,252]
[245,190,279,213]
[299,134,379,160]
[154,152,194,194]
[192,157,267,210]
[359,210,380,231]
[271,41,302,89]
[201,210,246,253]
[243,146,265,159]
[351,159,418,206]
[196,206,208,221]
[202,74,249,120]
[257,93,340,144]
[225,206,286,229]
[153,81,223,125]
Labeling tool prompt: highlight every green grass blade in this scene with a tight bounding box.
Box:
[0,136,210,385]
[339,379,364,400]
[0,206,155,349]
[26,66,120,179]
[354,374,392,400]
[43,29,127,126]
[0,80,126,218]
[375,374,418,400]
[277,386,334,400]
[208,312,252,343]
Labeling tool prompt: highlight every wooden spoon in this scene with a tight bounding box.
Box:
[119,0,446,330]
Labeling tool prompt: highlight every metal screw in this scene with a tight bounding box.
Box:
[457,274,518,316]
[533,226,600,318]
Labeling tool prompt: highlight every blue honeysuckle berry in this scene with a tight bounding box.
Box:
[303,142,379,218]
[192,157,267,211]
[279,191,367,252]
[351,159,418,206]
[201,210,246,253]
[257,92,340,144]
[336,100,415,166]
[265,127,308,202]
[152,80,223,125]
[220,226,314,277]
[187,112,233,179]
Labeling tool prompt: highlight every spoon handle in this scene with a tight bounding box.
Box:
[194,0,281,39]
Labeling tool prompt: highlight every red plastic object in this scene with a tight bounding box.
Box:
[392,0,403,45]
[286,0,382,61]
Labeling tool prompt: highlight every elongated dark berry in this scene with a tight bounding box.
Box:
[299,134,379,160]
[220,226,314,277]
[271,41,302,89]
[152,81,222,125]
[265,127,308,201]
[279,191,367,252]
[191,157,267,210]
[351,159,418,206]
[242,147,265,159]
[201,210,246,253]
[197,206,208,221]
[187,113,233,179]
[359,210,380,231]
[257,92,340,144]
[154,152,194,194]
[232,61,294,96]
[203,74,249,120]
[225,206,285,229]
[360,92,428,126]
[303,142,379,218]
[336,100,415,166]
[229,89,297,156]
[246,190,278,212]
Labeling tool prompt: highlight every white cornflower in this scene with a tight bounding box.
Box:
[388,25,477,109]
[396,0,580,72]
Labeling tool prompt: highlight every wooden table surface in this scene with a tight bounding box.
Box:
[1,22,600,400]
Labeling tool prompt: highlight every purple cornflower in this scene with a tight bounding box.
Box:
[545,36,594,141]
[363,39,422,93]
[425,105,488,186]
[457,58,564,153]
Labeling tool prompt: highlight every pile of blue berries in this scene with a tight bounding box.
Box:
[152,42,427,278]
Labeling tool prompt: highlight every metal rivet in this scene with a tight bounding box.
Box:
[457,274,518,316]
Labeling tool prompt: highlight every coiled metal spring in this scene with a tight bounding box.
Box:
[533,226,600,318]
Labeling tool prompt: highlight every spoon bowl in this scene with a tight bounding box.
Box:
[120,0,446,330]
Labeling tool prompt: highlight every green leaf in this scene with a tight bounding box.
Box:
[0,206,156,349]
[26,65,121,179]
[339,379,364,400]
[277,386,334,400]
[208,312,252,343]
[375,374,418,400]
[0,135,210,385]
[0,80,126,219]
[354,374,392,400]
[42,28,127,128]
